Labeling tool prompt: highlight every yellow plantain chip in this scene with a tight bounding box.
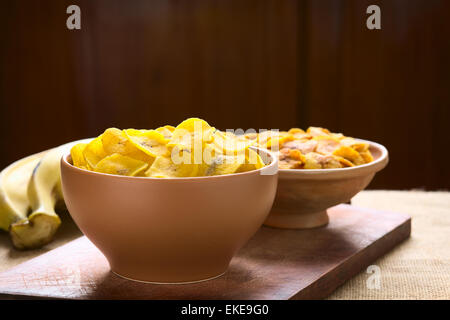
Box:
[282,139,318,154]
[70,143,87,168]
[331,133,345,140]
[236,163,258,172]
[245,148,265,169]
[70,118,266,177]
[304,152,343,169]
[145,155,199,178]
[353,143,370,152]
[102,128,154,163]
[94,153,148,176]
[322,156,343,169]
[314,136,341,154]
[292,132,311,140]
[340,137,369,152]
[233,148,265,172]
[175,117,212,132]
[277,148,304,169]
[334,155,355,167]
[168,118,214,148]
[303,153,323,169]
[254,130,278,148]
[339,137,356,146]
[204,155,245,176]
[359,150,374,163]
[125,129,169,158]
[102,128,132,154]
[83,136,107,169]
[306,127,331,137]
[288,149,306,163]
[253,125,373,170]
[266,133,294,150]
[332,145,365,165]
[212,130,253,154]
[156,125,175,140]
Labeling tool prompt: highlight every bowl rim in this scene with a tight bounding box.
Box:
[277,139,389,179]
[61,146,278,181]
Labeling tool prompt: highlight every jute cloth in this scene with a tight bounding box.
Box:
[328,190,450,300]
[0,190,449,299]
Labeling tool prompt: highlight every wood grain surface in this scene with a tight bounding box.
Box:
[0,204,411,300]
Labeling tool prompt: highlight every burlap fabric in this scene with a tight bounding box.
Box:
[329,190,450,299]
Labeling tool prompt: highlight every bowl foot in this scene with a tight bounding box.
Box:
[264,209,329,229]
[110,269,227,285]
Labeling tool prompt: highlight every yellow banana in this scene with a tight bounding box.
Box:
[2,139,91,250]
[0,151,47,231]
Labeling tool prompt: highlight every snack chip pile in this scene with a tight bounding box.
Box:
[70,118,265,178]
[245,127,374,169]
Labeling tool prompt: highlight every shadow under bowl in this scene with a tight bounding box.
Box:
[264,140,389,229]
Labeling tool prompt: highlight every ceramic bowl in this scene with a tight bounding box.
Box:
[60,147,277,283]
[264,140,388,229]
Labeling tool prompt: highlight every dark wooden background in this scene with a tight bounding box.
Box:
[0,0,449,189]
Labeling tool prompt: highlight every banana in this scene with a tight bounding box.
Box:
[0,151,48,231]
[1,139,91,250]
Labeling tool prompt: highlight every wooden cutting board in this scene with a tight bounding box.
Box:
[0,204,410,299]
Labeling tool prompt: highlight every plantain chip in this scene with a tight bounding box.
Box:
[145,155,199,178]
[83,136,107,169]
[204,155,244,176]
[254,130,278,148]
[334,155,355,167]
[322,155,343,169]
[282,139,318,154]
[168,118,214,148]
[314,136,341,155]
[331,133,345,140]
[71,118,266,177]
[288,149,306,163]
[304,152,343,169]
[332,145,365,165]
[94,153,148,176]
[266,133,294,150]
[156,125,175,140]
[70,143,87,168]
[102,128,132,155]
[306,127,331,137]
[253,126,374,170]
[359,150,374,163]
[303,153,323,169]
[125,129,169,158]
[340,137,369,152]
[212,130,253,155]
[245,148,265,169]
[102,128,154,163]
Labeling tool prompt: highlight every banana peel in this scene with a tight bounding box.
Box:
[2,139,91,250]
[9,147,64,249]
[0,151,47,231]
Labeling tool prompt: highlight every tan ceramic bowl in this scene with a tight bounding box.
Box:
[264,140,388,229]
[60,147,278,284]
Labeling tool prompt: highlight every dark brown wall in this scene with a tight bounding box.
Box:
[0,0,449,189]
